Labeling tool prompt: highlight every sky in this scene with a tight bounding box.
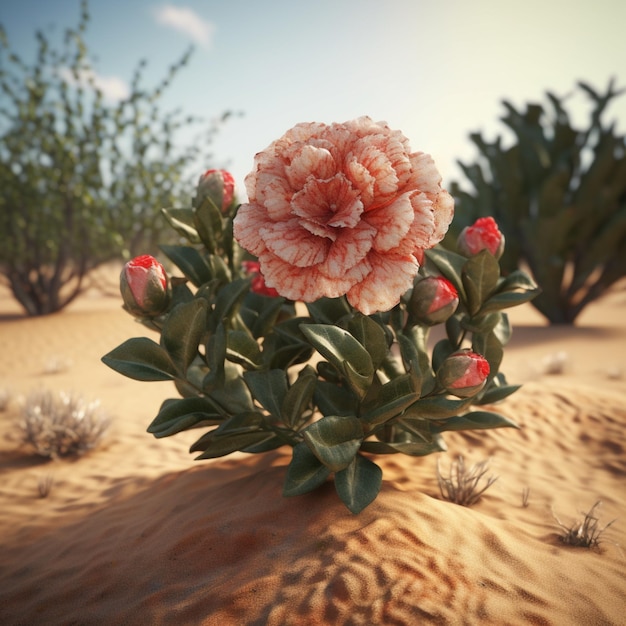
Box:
[1,0,625,200]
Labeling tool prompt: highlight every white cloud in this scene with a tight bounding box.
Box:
[59,67,130,102]
[154,5,215,48]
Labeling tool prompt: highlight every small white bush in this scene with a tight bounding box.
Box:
[18,389,110,458]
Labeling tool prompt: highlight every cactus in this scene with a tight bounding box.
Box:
[448,79,626,324]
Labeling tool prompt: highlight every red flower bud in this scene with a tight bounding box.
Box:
[437,350,490,398]
[197,169,236,213]
[409,276,459,325]
[120,255,171,317]
[457,217,504,259]
[242,260,279,297]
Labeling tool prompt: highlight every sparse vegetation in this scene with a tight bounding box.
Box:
[521,486,530,508]
[37,474,54,498]
[553,500,617,549]
[17,389,110,458]
[0,388,11,411]
[436,456,498,506]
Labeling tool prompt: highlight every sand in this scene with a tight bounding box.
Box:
[0,273,625,625]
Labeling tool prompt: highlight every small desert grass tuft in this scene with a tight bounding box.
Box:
[0,388,11,411]
[17,389,110,458]
[37,474,54,498]
[553,500,617,549]
[436,455,498,507]
[521,486,530,508]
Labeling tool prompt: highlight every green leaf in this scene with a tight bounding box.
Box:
[194,196,223,253]
[397,326,434,395]
[335,454,382,514]
[360,374,419,427]
[361,438,447,456]
[306,296,351,324]
[314,380,357,417]
[192,430,274,459]
[432,410,519,432]
[303,414,364,472]
[480,289,541,314]
[476,382,521,404]
[462,250,501,315]
[404,396,475,419]
[102,337,177,381]
[283,442,331,497]
[425,247,468,298]
[300,323,374,394]
[226,329,261,369]
[161,207,200,244]
[160,299,207,373]
[160,244,213,287]
[281,365,317,428]
[348,314,389,370]
[243,369,288,419]
[210,277,251,329]
[472,331,503,380]
[147,397,223,437]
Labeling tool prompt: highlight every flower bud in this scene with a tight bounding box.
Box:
[437,350,490,398]
[197,169,236,214]
[457,217,505,259]
[242,260,279,297]
[120,255,171,317]
[409,276,459,325]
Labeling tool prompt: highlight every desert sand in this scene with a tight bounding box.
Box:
[0,271,625,625]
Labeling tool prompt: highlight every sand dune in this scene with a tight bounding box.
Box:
[0,280,625,625]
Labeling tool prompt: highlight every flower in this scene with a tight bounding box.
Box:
[233,117,454,315]
[437,350,490,398]
[457,217,504,259]
[120,255,170,317]
[242,260,279,297]
[197,169,236,213]
[409,276,459,325]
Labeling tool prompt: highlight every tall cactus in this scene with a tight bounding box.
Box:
[448,80,626,324]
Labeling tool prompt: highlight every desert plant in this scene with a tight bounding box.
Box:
[0,0,227,316]
[0,388,11,411]
[37,474,54,498]
[448,79,626,324]
[553,500,616,548]
[17,389,110,458]
[436,455,498,506]
[103,119,538,514]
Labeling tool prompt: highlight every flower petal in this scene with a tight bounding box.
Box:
[285,144,337,190]
[365,192,414,252]
[320,220,376,278]
[262,219,329,267]
[346,252,418,315]
[232,203,269,256]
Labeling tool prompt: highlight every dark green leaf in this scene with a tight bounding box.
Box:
[303,414,363,472]
[348,314,389,370]
[425,247,468,298]
[147,397,223,437]
[161,207,200,244]
[160,299,207,373]
[432,410,519,432]
[102,337,177,381]
[226,329,261,369]
[281,365,317,428]
[462,250,500,315]
[480,289,541,313]
[160,244,213,287]
[243,369,288,419]
[335,454,382,514]
[360,374,419,427]
[283,442,331,497]
[404,396,475,419]
[192,431,274,459]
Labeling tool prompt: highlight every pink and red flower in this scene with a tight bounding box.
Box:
[233,117,454,314]
[197,169,236,213]
[120,255,170,317]
[457,217,504,259]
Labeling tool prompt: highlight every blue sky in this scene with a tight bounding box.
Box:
[2,0,625,198]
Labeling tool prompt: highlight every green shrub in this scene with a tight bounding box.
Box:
[448,80,626,324]
[0,1,227,315]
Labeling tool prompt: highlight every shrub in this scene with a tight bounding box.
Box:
[448,80,626,324]
[436,455,498,506]
[17,389,110,458]
[0,0,228,315]
[553,500,617,549]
